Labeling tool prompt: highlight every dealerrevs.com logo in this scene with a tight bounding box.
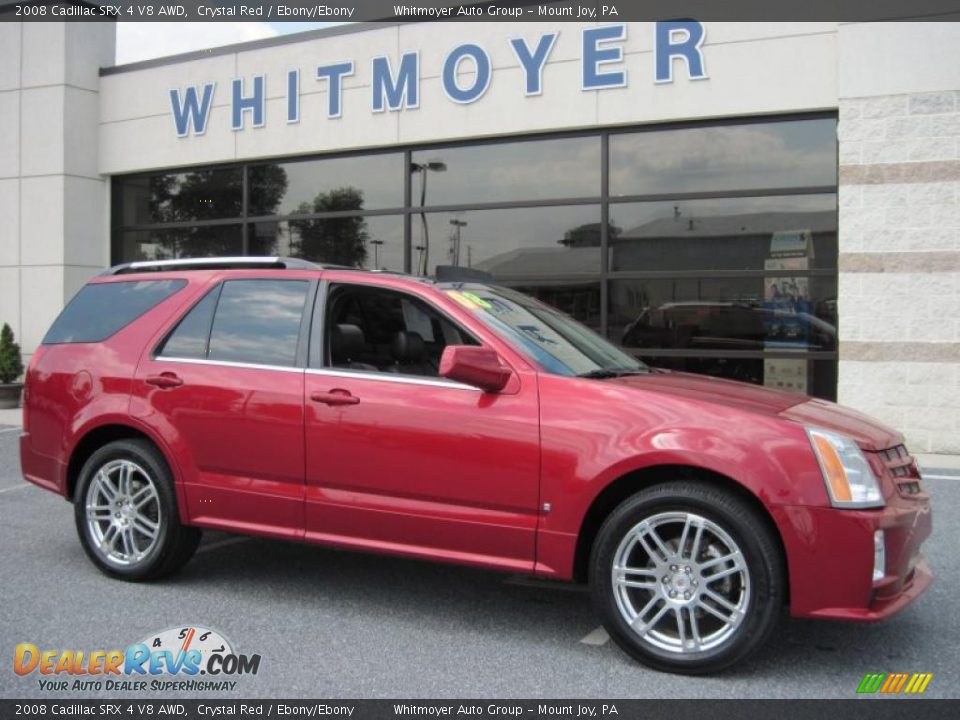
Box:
[14,625,261,692]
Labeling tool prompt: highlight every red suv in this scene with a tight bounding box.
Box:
[20,258,932,674]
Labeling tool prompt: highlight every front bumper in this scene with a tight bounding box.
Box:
[772,492,932,621]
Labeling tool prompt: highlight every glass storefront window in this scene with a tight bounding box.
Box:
[610,276,838,354]
[248,153,404,216]
[610,119,837,196]
[418,205,602,277]
[113,168,243,226]
[609,194,838,272]
[116,225,243,261]
[109,116,839,400]
[410,136,601,206]
[632,356,837,401]
[249,215,405,271]
[418,205,604,330]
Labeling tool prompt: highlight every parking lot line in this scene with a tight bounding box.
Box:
[580,626,610,646]
[0,484,29,494]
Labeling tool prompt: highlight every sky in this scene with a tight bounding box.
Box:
[115,22,348,65]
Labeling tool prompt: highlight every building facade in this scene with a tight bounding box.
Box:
[1,20,958,452]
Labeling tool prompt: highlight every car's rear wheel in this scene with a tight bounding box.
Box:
[590,481,784,674]
[74,439,200,581]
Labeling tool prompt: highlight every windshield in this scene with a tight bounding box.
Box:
[443,285,648,377]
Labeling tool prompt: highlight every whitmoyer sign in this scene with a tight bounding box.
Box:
[169,21,708,137]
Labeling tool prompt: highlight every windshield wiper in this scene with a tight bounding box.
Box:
[576,368,648,379]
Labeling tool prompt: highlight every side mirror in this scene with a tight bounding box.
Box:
[439,345,512,393]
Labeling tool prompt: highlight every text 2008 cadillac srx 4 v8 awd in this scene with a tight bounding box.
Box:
[20,257,932,674]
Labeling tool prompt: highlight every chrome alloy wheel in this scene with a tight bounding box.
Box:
[84,459,161,567]
[611,511,751,655]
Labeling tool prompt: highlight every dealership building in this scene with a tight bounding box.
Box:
[0,19,958,452]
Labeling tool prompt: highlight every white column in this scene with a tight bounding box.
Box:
[0,21,115,358]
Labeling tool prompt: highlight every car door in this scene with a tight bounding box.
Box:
[302,278,541,572]
[131,275,315,540]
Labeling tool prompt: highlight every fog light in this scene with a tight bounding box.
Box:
[873,530,886,583]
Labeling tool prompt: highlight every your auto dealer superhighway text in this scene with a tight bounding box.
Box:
[197,5,356,17]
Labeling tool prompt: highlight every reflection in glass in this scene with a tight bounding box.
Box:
[610,119,837,196]
[248,154,403,215]
[159,288,219,359]
[510,283,602,332]
[411,136,601,206]
[249,216,404,271]
[113,168,244,226]
[610,195,837,272]
[421,206,602,278]
[634,356,837,401]
[208,280,310,367]
[421,206,605,330]
[610,277,838,353]
[117,226,243,261]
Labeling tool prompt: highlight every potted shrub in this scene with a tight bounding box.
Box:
[0,323,25,409]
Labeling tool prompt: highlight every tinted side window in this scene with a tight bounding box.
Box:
[323,285,478,377]
[157,287,220,359]
[43,280,186,344]
[208,280,309,367]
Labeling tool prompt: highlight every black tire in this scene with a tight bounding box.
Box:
[74,439,201,581]
[589,481,784,674]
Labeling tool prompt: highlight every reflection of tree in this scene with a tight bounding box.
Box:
[288,187,368,267]
[558,222,621,248]
[145,165,288,258]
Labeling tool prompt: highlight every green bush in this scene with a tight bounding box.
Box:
[0,323,24,384]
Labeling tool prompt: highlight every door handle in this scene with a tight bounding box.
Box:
[310,389,360,406]
[145,372,184,389]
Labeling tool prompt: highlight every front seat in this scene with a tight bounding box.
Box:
[330,323,379,372]
[387,331,434,376]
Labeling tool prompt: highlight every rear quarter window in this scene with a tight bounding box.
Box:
[43,280,187,344]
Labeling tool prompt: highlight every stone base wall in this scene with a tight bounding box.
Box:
[838,90,960,453]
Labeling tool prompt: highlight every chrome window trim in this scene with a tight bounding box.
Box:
[155,356,304,374]
[155,356,481,390]
[306,367,479,391]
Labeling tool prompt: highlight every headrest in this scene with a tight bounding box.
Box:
[331,324,365,359]
[392,331,425,362]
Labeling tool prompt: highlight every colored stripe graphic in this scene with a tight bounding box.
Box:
[857,673,886,693]
[857,672,932,694]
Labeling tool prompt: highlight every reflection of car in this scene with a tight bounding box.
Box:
[621,301,837,351]
[22,258,930,674]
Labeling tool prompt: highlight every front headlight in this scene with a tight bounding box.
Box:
[806,427,885,508]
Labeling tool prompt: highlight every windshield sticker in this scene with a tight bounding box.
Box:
[445,290,481,310]
[461,291,493,309]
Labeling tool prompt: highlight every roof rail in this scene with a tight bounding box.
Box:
[100,256,325,276]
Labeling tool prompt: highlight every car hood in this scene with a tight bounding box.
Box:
[605,371,902,452]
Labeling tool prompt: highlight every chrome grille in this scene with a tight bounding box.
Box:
[878,444,923,496]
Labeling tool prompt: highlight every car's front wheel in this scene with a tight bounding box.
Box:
[74,439,201,581]
[590,481,784,674]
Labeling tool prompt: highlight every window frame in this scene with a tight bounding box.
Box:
[309,279,481,381]
[154,277,318,370]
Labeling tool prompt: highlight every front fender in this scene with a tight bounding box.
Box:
[534,374,827,578]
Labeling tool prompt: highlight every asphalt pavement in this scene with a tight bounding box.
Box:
[0,426,957,699]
